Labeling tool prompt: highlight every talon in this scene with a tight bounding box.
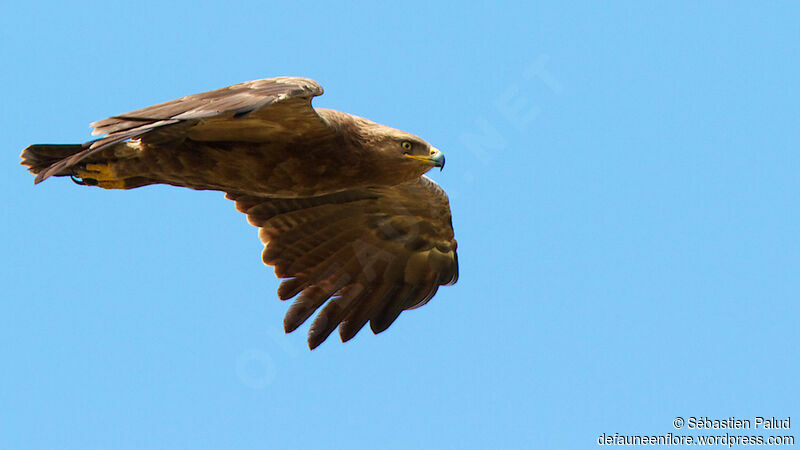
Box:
[70,175,86,185]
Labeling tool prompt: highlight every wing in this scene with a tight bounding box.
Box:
[35,77,327,183]
[227,176,458,349]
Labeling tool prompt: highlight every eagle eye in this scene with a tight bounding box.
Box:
[401,141,413,151]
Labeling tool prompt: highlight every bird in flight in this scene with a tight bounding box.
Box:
[21,77,458,349]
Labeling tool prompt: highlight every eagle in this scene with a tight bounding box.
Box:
[21,77,458,349]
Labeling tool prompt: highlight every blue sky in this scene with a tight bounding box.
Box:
[2,1,798,449]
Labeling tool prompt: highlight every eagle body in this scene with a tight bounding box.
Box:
[21,77,458,349]
[59,108,437,197]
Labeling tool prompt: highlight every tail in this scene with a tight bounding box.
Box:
[20,143,89,184]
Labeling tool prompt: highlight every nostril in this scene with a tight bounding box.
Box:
[430,149,437,155]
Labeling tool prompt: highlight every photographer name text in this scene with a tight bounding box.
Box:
[677,416,790,430]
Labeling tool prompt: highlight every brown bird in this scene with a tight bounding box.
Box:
[21,76,458,349]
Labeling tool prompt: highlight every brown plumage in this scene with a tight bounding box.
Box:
[20,76,458,349]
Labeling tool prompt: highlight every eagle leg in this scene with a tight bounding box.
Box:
[72,162,127,189]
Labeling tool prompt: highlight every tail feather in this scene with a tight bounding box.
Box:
[20,144,88,183]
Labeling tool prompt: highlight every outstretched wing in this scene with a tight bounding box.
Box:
[227,176,458,349]
[35,77,327,183]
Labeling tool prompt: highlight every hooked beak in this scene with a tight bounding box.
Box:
[431,148,445,171]
[405,147,446,171]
